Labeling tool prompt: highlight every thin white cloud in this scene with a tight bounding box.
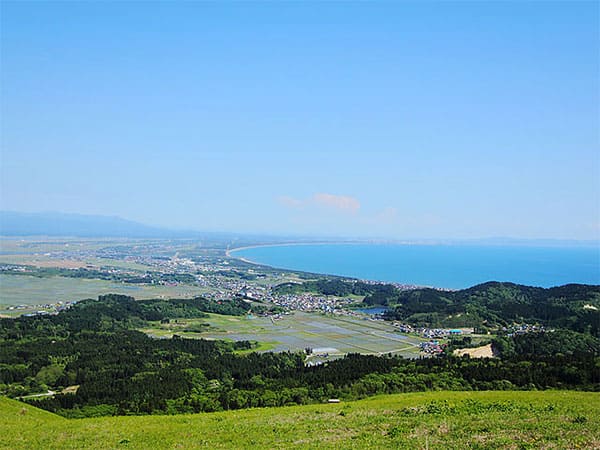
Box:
[313,193,360,213]
[277,195,304,209]
[277,192,361,214]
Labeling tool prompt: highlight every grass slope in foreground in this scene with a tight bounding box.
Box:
[3,391,598,449]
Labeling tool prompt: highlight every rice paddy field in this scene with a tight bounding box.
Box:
[3,391,598,449]
[0,274,207,308]
[141,311,425,358]
[0,239,156,269]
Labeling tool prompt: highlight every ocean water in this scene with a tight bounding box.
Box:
[232,244,600,289]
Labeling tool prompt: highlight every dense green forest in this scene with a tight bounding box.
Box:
[1,294,599,418]
[382,282,600,334]
[492,329,600,358]
[273,279,397,298]
[276,279,600,334]
[1,294,264,337]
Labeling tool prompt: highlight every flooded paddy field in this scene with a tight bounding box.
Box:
[143,311,424,358]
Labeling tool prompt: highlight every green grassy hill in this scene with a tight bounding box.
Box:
[3,391,599,449]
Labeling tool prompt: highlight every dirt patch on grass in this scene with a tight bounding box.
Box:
[454,343,496,358]
[61,385,80,394]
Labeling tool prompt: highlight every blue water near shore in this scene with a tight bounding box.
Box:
[356,307,389,315]
[233,244,600,289]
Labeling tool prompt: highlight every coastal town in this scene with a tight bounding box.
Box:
[0,238,561,360]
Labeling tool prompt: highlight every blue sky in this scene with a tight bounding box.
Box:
[1,1,598,240]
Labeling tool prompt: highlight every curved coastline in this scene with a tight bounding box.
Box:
[226,242,443,288]
[225,242,600,288]
[226,241,360,267]
[225,241,390,281]
[226,241,436,286]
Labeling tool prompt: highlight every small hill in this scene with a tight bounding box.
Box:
[383,281,600,333]
[3,391,599,449]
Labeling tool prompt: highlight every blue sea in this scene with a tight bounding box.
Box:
[232,244,600,289]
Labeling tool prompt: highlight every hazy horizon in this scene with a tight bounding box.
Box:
[1,210,599,245]
[1,2,598,240]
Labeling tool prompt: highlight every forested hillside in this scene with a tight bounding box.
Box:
[1,294,599,418]
[273,279,398,298]
[382,282,600,333]
[275,279,600,333]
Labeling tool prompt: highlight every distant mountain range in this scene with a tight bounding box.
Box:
[0,211,192,238]
[0,211,344,242]
[0,211,316,242]
[0,211,598,245]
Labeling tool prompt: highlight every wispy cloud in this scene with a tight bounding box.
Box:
[313,193,360,213]
[277,195,304,208]
[277,193,361,214]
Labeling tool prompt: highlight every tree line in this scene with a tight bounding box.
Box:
[1,294,598,417]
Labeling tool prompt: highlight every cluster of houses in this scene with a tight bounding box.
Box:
[7,300,77,316]
[420,340,447,354]
[0,264,32,273]
[503,324,546,336]
[391,322,473,339]
[270,293,353,313]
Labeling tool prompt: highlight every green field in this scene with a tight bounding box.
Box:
[0,275,207,308]
[3,391,598,449]
[141,311,425,357]
[0,254,155,271]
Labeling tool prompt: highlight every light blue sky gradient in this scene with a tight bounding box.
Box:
[1,1,598,239]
